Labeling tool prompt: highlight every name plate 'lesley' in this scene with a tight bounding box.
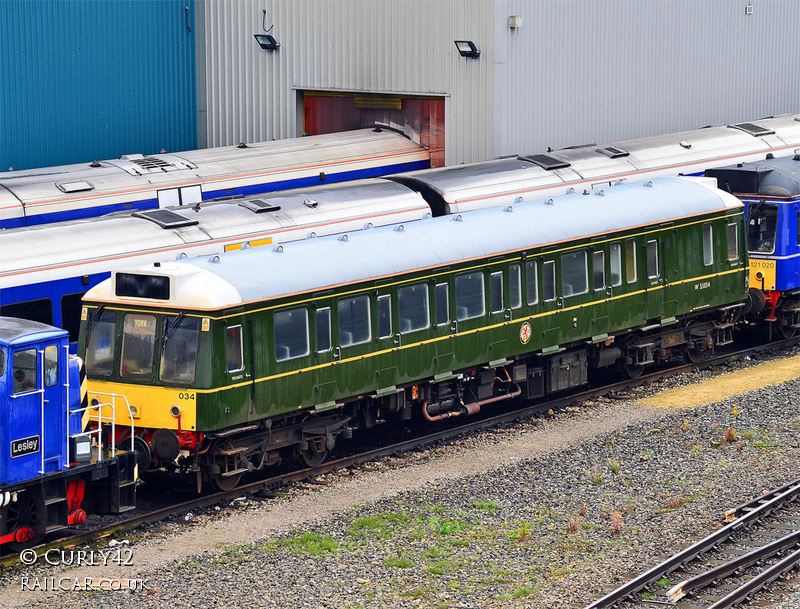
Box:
[11,436,40,458]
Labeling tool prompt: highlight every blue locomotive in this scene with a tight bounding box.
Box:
[0,317,136,550]
[706,156,800,338]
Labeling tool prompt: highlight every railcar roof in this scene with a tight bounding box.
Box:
[705,156,800,197]
[89,177,741,310]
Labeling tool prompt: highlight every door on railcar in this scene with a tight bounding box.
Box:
[642,229,668,321]
[659,225,678,321]
[221,317,254,427]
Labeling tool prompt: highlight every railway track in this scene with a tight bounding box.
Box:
[583,478,800,609]
[2,336,797,569]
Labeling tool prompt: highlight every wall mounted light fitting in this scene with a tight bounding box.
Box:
[454,40,480,59]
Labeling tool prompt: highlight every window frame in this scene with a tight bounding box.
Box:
[119,313,157,380]
[526,260,539,305]
[225,324,244,373]
[377,295,393,339]
[455,272,486,321]
[490,271,504,313]
[561,250,589,298]
[646,240,660,279]
[726,222,739,261]
[625,239,638,284]
[435,283,450,326]
[273,307,310,362]
[702,223,714,266]
[337,294,372,347]
[542,260,556,302]
[315,307,332,353]
[398,282,431,334]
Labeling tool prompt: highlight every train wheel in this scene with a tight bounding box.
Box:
[3,494,44,551]
[620,362,644,379]
[209,473,242,492]
[777,303,799,339]
[682,344,704,364]
[295,447,327,468]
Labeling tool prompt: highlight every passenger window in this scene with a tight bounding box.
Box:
[435,283,450,326]
[160,316,200,384]
[797,212,800,246]
[646,240,659,279]
[44,345,58,387]
[85,310,117,376]
[455,272,485,321]
[274,308,309,362]
[526,261,539,305]
[561,251,588,297]
[120,314,156,379]
[226,325,244,372]
[316,308,331,352]
[490,272,504,313]
[509,264,522,310]
[0,298,53,326]
[593,251,605,291]
[726,223,739,261]
[13,348,37,394]
[0,351,5,377]
[543,261,556,302]
[702,224,714,266]
[625,240,637,284]
[398,283,430,334]
[338,295,371,347]
[610,243,622,287]
[377,295,393,338]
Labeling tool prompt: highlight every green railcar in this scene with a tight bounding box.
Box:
[79,177,748,491]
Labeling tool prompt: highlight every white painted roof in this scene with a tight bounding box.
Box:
[88,177,742,310]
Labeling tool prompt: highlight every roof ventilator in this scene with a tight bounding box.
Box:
[238,199,281,213]
[596,146,629,159]
[731,122,776,137]
[132,209,199,229]
[518,154,571,171]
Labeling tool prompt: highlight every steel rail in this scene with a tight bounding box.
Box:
[583,480,800,609]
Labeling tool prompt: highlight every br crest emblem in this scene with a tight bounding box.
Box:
[519,322,532,344]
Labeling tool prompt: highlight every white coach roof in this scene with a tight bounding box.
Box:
[88,177,741,310]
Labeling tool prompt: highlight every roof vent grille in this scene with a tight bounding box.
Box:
[132,209,199,229]
[596,146,629,159]
[731,122,775,137]
[238,199,281,213]
[131,157,176,171]
[518,154,571,171]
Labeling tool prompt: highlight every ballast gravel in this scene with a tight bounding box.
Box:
[3,345,800,609]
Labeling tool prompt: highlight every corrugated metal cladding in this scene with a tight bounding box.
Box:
[0,0,197,171]
[200,0,800,166]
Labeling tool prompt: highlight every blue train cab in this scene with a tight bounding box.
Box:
[706,156,800,338]
[0,317,136,550]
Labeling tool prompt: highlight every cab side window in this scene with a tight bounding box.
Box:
[13,348,37,394]
[44,345,58,387]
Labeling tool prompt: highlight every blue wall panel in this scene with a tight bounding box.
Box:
[0,0,197,171]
